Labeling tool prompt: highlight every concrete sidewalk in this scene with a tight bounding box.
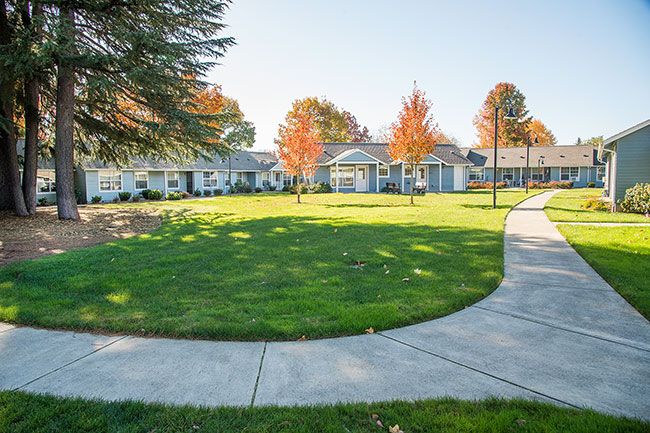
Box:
[1,192,649,419]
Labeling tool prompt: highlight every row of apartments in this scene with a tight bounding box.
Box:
[27,141,604,204]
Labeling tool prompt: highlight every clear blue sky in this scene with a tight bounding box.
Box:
[208,0,650,150]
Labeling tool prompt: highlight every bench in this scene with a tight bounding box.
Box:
[385,182,401,193]
[414,181,427,194]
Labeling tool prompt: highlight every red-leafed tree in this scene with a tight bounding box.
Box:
[473,82,531,148]
[388,83,439,204]
[276,111,322,203]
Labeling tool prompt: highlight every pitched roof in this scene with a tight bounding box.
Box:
[78,150,278,171]
[460,146,602,168]
[318,142,472,165]
[603,118,650,147]
[16,139,55,170]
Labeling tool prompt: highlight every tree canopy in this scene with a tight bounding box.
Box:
[473,82,531,148]
[388,83,439,204]
[527,119,557,146]
[282,97,371,143]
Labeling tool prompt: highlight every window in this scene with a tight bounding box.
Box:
[167,171,179,189]
[283,173,293,186]
[560,167,579,181]
[469,168,484,181]
[202,171,218,188]
[99,170,122,191]
[274,172,281,183]
[236,172,244,183]
[378,164,389,177]
[502,167,514,181]
[596,166,605,181]
[37,170,56,193]
[262,172,270,186]
[404,165,413,177]
[531,168,544,181]
[330,167,354,187]
[134,172,148,190]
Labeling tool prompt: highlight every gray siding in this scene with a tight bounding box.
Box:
[441,166,454,191]
[614,124,650,201]
[337,151,380,163]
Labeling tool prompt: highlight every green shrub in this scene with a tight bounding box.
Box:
[269,185,277,191]
[282,185,290,192]
[214,188,223,196]
[289,184,309,194]
[131,194,141,202]
[147,189,163,200]
[254,187,262,193]
[587,181,595,188]
[118,191,132,202]
[309,182,333,193]
[37,197,49,206]
[203,189,212,196]
[194,189,202,197]
[91,195,102,204]
[166,191,183,200]
[619,183,650,215]
[581,196,609,211]
[112,196,120,203]
[141,189,151,199]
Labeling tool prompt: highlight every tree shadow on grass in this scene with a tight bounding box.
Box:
[0,214,505,341]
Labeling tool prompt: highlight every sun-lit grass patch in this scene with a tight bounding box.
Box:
[1,391,646,433]
[545,188,650,222]
[557,224,650,319]
[0,191,531,341]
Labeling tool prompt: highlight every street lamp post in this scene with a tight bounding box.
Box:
[493,103,517,209]
[525,135,540,194]
[537,157,545,184]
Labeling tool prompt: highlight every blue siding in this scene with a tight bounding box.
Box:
[428,165,441,191]
[614,124,650,201]
[336,151,380,163]
[441,166,454,191]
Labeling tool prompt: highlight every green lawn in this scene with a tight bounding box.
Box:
[1,392,646,433]
[557,224,650,319]
[0,191,530,341]
[544,188,650,222]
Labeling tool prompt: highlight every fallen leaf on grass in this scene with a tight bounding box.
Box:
[402,277,410,282]
[365,327,374,334]
[389,425,403,433]
[413,268,421,275]
[342,252,348,256]
[297,335,307,342]
[515,419,526,426]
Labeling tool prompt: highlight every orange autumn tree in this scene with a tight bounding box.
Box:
[276,111,322,203]
[526,119,557,146]
[388,83,439,205]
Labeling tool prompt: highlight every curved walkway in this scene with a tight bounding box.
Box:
[1,192,649,419]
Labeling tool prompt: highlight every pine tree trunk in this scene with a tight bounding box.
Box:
[21,1,42,215]
[410,164,415,205]
[54,6,79,220]
[22,77,39,215]
[0,0,28,216]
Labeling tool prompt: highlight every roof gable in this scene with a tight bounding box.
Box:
[604,118,650,147]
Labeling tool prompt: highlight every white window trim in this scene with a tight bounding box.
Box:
[166,171,180,189]
[36,170,56,194]
[133,171,149,190]
[560,167,580,181]
[99,170,123,192]
[469,167,485,181]
[330,166,354,187]
[596,166,605,181]
[202,171,219,189]
[378,164,390,178]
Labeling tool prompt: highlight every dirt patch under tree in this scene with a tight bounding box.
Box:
[0,206,161,266]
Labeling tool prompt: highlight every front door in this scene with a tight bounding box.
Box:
[355,166,368,192]
[453,166,464,191]
[417,165,427,189]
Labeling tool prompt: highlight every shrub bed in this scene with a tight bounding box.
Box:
[581,196,610,211]
[528,181,573,189]
[166,191,183,200]
[289,182,333,194]
[620,183,650,215]
[118,192,132,202]
[467,181,507,190]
